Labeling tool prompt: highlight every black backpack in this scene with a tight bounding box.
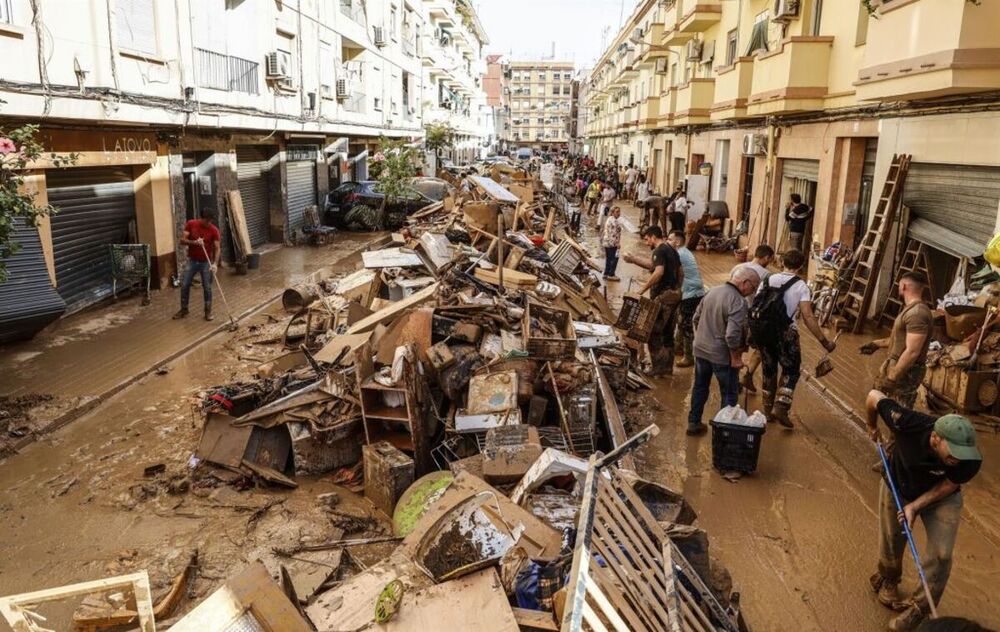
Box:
[748,276,800,348]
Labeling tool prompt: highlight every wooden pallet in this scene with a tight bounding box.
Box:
[838,154,912,334]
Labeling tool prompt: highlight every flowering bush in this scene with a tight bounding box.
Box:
[0,124,76,282]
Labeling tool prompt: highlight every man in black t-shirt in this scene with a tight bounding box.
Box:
[784,193,813,253]
[865,389,983,631]
[623,226,683,376]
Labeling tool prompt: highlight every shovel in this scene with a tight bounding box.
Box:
[814,332,842,378]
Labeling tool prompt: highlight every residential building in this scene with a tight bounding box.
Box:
[569,68,591,155]
[0,0,425,329]
[419,0,489,164]
[502,61,575,153]
[584,0,1000,312]
[483,54,508,154]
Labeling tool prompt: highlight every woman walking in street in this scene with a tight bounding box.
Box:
[602,207,623,281]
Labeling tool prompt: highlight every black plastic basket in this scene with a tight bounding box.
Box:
[710,421,766,474]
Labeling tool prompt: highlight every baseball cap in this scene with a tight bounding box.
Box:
[934,415,982,461]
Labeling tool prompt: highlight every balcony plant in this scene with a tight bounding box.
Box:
[0,123,76,282]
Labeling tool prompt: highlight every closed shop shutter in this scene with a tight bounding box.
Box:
[782,158,820,182]
[903,163,1000,247]
[236,146,272,247]
[47,167,136,312]
[0,218,67,343]
[286,160,317,233]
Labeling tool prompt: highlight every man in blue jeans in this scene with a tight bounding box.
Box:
[173,209,221,321]
[685,266,760,436]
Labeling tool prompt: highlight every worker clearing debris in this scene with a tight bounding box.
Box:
[623,225,683,376]
[865,389,983,632]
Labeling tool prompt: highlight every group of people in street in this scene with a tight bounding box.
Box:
[574,159,982,630]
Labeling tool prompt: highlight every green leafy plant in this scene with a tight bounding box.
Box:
[862,0,978,16]
[0,124,76,283]
[424,122,456,157]
[371,137,417,202]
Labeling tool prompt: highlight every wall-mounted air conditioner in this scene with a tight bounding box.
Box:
[773,0,800,20]
[265,52,289,78]
[685,39,703,62]
[374,27,386,47]
[336,79,349,99]
[742,133,766,156]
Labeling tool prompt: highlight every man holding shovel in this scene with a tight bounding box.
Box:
[174,209,221,321]
[860,272,933,408]
[865,389,982,631]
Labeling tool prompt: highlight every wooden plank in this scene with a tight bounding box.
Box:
[0,573,155,632]
[345,282,440,334]
[585,556,650,632]
[226,190,254,259]
[512,607,559,631]
[471,175,521,203]
[542,208,556,242]
[591,513,670,629]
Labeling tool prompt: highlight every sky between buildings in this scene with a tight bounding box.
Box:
[474,0,635,69]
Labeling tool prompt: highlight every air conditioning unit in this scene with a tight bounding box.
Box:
[374,26,386,46]
[742,133,766,156]
[265,52,289,78]
[630,27,644,43]
[655,57,668,74]
[336,79,349,99]
[773,0,800,20]
[685,39,703,61]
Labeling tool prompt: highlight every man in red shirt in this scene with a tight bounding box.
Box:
[173,209,221,321]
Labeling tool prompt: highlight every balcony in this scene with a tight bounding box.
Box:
[427,0,456,24]
[673,78,714,125]
[637,97,660,130]
[195,48,259,94]
[658,87,677,125]
[637,24,670,68]
[711,57,754,121]
[856,0,1000,102]
[340,0,365,24]
[747,36,834,116]
[678,0,722,33]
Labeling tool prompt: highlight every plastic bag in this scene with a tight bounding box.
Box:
[713,405,747,425]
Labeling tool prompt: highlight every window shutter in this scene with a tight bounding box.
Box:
[116,0,157,55]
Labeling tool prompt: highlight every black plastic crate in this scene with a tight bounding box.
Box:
[710,421,766,474]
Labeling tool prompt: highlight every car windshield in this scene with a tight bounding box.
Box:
[410,180,447,201]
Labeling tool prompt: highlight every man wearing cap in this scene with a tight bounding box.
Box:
[865,389,983,631]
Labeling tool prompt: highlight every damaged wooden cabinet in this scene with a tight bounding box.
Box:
[355,341,434,476]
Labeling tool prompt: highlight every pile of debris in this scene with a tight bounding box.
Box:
[0,167,748,631]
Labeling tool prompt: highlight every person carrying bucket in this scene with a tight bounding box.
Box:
[865,389,983,631]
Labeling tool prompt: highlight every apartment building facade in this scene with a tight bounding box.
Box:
[584,0,1000,302]
[502,61,575,153]
[419,0,489,164]
[0,0,478,334]
[483,54,509,154]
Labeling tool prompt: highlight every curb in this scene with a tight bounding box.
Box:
[8,240,373,455]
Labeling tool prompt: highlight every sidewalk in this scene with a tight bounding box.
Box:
[0,232,375,440]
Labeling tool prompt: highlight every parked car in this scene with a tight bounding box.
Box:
[324,178,453,230]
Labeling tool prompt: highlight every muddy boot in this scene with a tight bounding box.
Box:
[761,390,775,418]
[172,308,189,320]
[677,338,694,368]
[869,573,907,612]
[662,349,675,376]
[686,422,708,437]
[676,355,694,368]
[888,604,925,632]
[204,306,214,322]
[771,387,795,428]
[740,370,757,394]
[644,349,672,377]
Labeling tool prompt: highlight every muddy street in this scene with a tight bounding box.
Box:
[0,201,997,631]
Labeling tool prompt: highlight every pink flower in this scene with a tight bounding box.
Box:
[372,152,386,162]
[0,138,16,155]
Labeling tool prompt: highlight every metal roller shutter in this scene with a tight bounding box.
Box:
[236,146,272,247]
[782,158,820,182]
[0,218,67,343]
[286,160,317,234]
[47,167,136,312]
[903,163,1000,246]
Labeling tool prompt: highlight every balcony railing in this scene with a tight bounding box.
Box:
[195,48,259,94]
[747,36,833,116]
[340,0,365,23]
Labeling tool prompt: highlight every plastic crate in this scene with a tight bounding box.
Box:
[710,421,766,474]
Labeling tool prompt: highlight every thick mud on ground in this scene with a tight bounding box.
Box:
[0,206,997,630]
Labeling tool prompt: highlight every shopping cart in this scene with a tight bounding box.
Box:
[109,244,151,305]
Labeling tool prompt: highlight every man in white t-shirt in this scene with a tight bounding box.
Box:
[733,244,775,393]
[624,166,638,201]
[758,248,836,428]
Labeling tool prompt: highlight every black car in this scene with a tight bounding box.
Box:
[324,178,452,230]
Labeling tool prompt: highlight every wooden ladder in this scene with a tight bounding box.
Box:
[839,153,912,334]
[878,238,933,329]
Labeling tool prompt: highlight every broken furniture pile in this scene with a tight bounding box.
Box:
[0,169,748,631]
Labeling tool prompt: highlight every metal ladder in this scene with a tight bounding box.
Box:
[878,238,933,329]
[839,154,912,334]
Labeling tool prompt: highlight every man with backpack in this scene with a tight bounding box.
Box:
[748,249,836,427]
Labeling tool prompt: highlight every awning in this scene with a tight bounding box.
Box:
[907,217,984,260]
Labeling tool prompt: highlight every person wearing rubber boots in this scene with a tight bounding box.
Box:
[667,230,706,369]
[865,389,982,631]
[623,226,683,377]
[757,249,836,427]
[173,208,221,322]
[860,271,933,409]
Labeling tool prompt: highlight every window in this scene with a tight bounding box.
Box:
[538,72,546,82]
[0,0,12,23]
[746,11,770,55]
[390,7,398,40]
[726,29,738,65]
[374,96,382,111]
[276,32,295,84]
[811,0,823,36]
[563,86,571,95]
[320,42,334,98]
[855,3,869,46]
[552,86,560,95]
[116,0,157,55]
